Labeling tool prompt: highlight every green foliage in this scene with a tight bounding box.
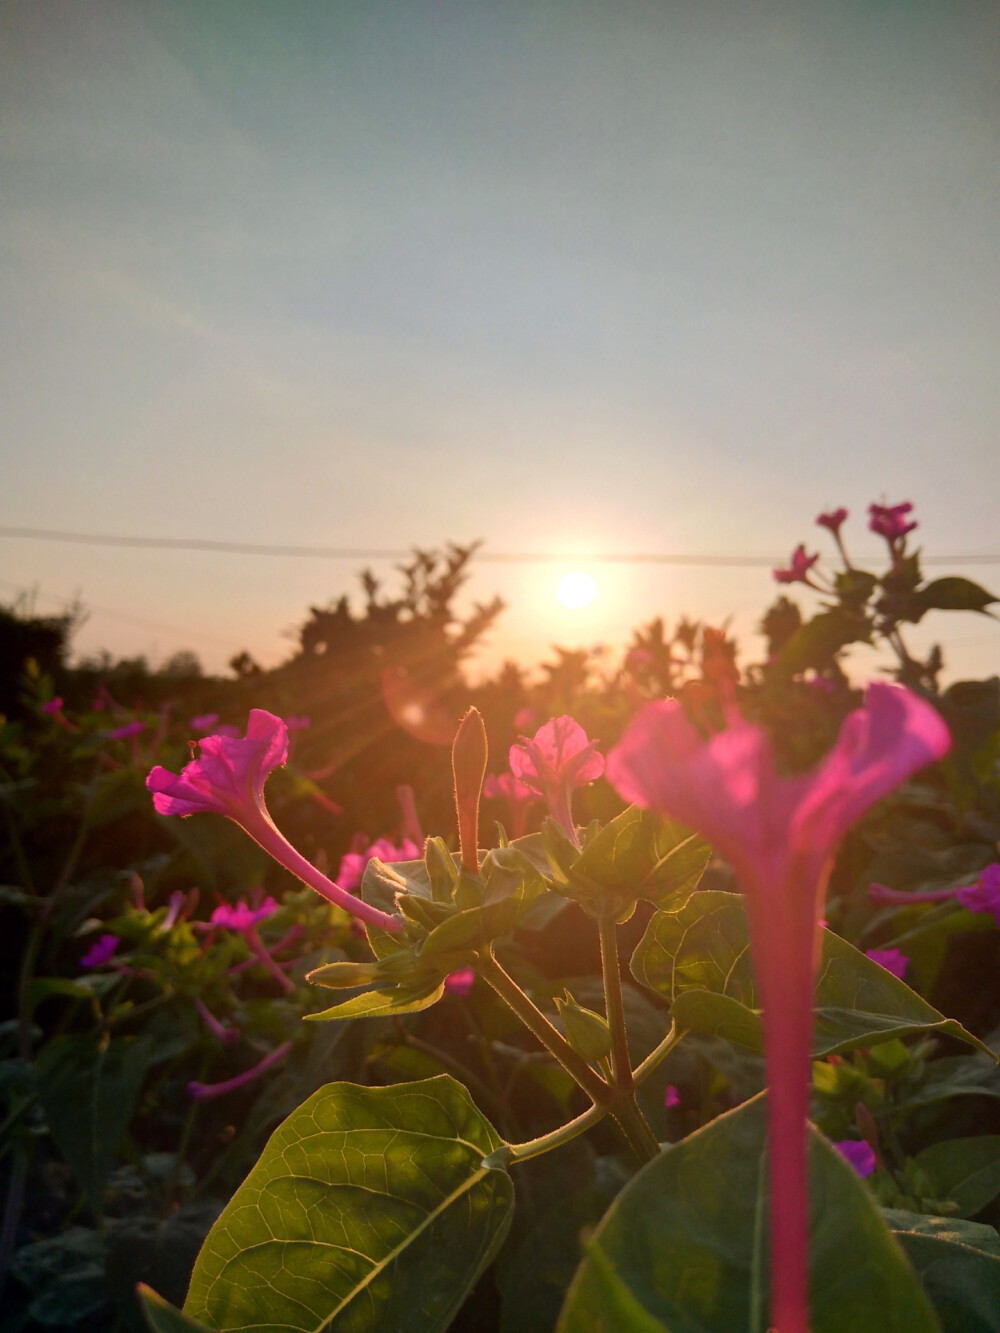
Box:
[177,1076,513,1333]
[556,1093,941,1333]
[632,891,992,1057]
[884,1212,1000,1333]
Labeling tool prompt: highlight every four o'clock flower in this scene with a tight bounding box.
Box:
[816,507,848,534]
[834,1139,876,1178]
[336,836,422,894]
[869,862,1000,926]
[865,947,908,980]
[606,682,950,1333]
[146,711,401,932]
[209,895,293,992]
[509,716,604,845]
[772,544,820,586]
[869,500,917,545]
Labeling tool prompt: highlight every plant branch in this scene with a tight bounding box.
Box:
[598,915,633,1089]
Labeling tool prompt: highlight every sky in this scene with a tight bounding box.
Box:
[3,0,999,684]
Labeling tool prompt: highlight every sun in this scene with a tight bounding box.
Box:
[556,572,597,610]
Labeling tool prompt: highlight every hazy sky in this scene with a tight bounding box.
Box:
[3,0,999,681]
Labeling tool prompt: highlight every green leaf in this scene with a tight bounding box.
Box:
[911,577,997,619]
[568,806,711,918]
[34,1034,151,1209]
[556,1092,940,1333]
[632,891,992,1058]
[910,1137,1000,1219]
[139,1285,215,1332]
[774,605,872,676]
[885,1212,1000,1333]
[306,976,445,1021]
[184,1075,514,1333]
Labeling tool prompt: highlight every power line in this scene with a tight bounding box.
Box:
[2,524,999,567]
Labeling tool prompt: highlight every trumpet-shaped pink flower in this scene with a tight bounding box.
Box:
[336,836,422,893]
[834,1139,876,1178]
[816,508,848,533]
[483,771,539,839]
[190,713,219,733]
[509,716,604,843]
[868,863,1000,926]
[284,713,311,732]
[606,682,949,1333]
[147,711,400,933]
[865,947,908,980]
[772,544,820,585]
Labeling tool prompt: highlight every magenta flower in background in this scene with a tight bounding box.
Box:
[606,682,949,1333]
[869,501,917,544]
[146,711,401,932]
[160,890,187,931]
[664,1085,681,1109]
[816,508,848,533]
[444,967,475,997]
[110,720,146,741]
[80,934,119,968]
[772,544,820,586]
[40,696,64,715]
[957,864,1000,923]
[336,837,421,893]
[210,897,279,931]
[865,947,908,980]
[513,706,537,733]
[509,715,604,844]
[283,713,311,732]
[869,863,1000,926]
[195,998,240,1045]
[834,1139,876,1178]
[483,771,539,839]
[190,713,219,733]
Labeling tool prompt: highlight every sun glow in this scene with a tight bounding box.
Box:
[556,572,597,610]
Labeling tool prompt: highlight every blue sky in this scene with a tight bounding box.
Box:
[3,1,998,680]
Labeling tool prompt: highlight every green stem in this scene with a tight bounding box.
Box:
[609,1096,661,1164]
[502,1102,609,1165]
[598,915,632,1089]
[478,951,611,1106]
[634,1021,682,1085]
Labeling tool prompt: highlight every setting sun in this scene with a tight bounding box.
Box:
[556,571,597,609]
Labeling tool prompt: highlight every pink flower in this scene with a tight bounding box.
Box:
[868,501,917,544]
[40,697,64,715]
[483,771,539,839]
[444,967,475,996]
[336,837,421,893]
[509,716,604,843]
[210,897,279,931]
[664,1084,680,1109]
[772,544,820,585]
[868,863,1000,926]
[110,720,146,740]
[816,508,848,533]
[834,1139,876,1178]
[190,713,219,733]
[160,890,187,931]
[146,711,401,933]
[283,713,311,732]
[187,1040,293,1101]
[865,947,908,980]
[957,863,1000,924]
[80,934,119,968]
[606,682,949,1333]
[513,707,537,732]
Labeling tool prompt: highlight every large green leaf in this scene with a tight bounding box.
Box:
[885,1212,1000,1333]
[34,1034,151,1210]
[556,1092,940,1333]
[909,1137,1000,1219]
[567,806,711,918]
[183,1075,514,1333]
[632,891,992,1057]
[911,577,997,618]
[139,1285,215,1332]
[306,976,446,1021]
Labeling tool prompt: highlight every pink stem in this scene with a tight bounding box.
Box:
[195,998,240,1044]
[747,891,816,1333]
[187,1041,293,1101]
[245,925,296,993]
[241,807,401,933]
